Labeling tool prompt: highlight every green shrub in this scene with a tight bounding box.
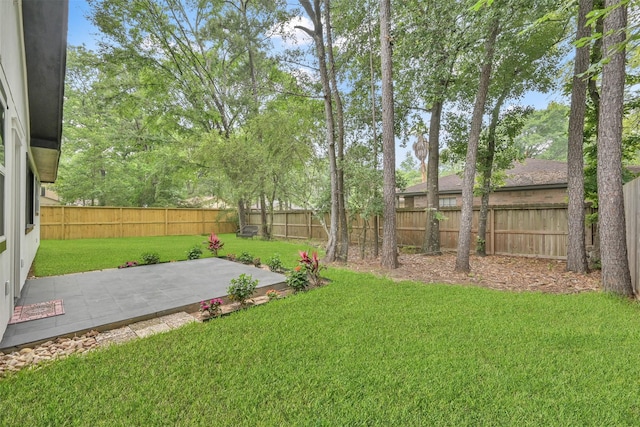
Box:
[266,254,284,272]
[227,273,258,305]
[286,267,309,292]
[186,246,203,260]
[141,252,161,265]
[237,251,254,264]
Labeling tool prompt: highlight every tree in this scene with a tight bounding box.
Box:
[514,102,570,160]
[455,15,500,273]
[394,0,475,256]
[379,0,398,269]
[296,0,349,262]
[566,0,592,274]
[597,0,633,296]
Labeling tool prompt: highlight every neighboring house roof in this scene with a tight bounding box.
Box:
[400,159,570,196]
[22,0,68,183]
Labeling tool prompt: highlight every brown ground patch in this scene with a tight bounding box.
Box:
[340,251,601,294]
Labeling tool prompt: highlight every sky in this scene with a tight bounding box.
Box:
[66,0,568,168]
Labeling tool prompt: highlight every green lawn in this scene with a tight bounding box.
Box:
[33,234,322,276]
[2,262,640,425]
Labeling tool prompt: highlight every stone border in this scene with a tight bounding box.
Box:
[0,291,292,377]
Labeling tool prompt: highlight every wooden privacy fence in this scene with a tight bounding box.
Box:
[624,177,640,294]
[248,204,595,260]
[41,204,595,260]
[40,206,237,240]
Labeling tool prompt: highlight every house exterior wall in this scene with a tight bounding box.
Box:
[403,187,568,208]
[0,2,41,340]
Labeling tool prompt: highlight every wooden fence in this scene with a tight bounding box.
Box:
[40,206,237,240]
[624,177,640,294]
[248,204,596,260]
[41,204,595,260]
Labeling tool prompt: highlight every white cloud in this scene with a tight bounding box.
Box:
[269,16,314,47]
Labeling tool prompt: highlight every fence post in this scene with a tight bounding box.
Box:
[164,208,168,235]
[285,211,289,239]
[61,206,66,240]
[490,208,495,255]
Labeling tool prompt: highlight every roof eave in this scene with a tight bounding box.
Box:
[22,0,68,183]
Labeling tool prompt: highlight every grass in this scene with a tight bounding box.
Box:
[2,265,640,425]
[33,234,322,276]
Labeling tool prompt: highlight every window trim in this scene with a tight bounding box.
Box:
[0,88,6,253]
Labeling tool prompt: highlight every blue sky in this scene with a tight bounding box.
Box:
[66,0,568,167]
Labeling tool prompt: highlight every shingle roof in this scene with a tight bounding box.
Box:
[401,158,568,195]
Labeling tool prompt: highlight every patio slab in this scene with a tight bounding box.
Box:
[0,257,285,351]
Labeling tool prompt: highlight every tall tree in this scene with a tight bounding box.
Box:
[394,0,474,256]
[379,0,398,269]
[295,0,349,262]
[566,0,592,274]
[455,16,500,273]
[597,0,633,296]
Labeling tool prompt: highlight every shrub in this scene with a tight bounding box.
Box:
[237,251,254,264]
[205,232,225,256]
[199,298,223,317]
[226,253,237,262]
[286,266,309,292]
[186,246,203,260]
[227,273,258,305]
[253,257,261,267]
[118,261,138,269]
[266,254,284,272]
[141,252,161,265]
[299,251,323,285]
[266,289,280,300]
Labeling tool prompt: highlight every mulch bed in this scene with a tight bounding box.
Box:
[339,251,601,294]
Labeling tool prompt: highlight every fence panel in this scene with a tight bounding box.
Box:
[42,204,598,261]
[624,177,640,293]
[40,206,236,240]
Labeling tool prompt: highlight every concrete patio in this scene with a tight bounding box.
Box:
[0,257,285,351]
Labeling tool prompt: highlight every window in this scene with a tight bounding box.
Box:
[25,157,35,230]
[439,197,457,208]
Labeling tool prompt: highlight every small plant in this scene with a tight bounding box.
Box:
[266,254,284,272]
[227,273,258,305]
[118,260,138,269]
[199,298,223,317]
[298,251,323,286]
[266,289,280,300]
[186,246,203,260]
[141,252,160,265]
[226,253,236,262]
[205,232,225,256]
[237,251,254,264]
[253,257,261,267]
[286,266,309,292]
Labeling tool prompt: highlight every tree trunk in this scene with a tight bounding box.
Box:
[368,6,380,259]
[259,192,269,240]
[455,18,499,273]
[297,0,339,262]
[237,198,247,230]
[423,100,443,255]
[476,91,506,256]
[566,0,592,274]
[597,0,633,296]
[379,0,398,269]
[324,0,349,262]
